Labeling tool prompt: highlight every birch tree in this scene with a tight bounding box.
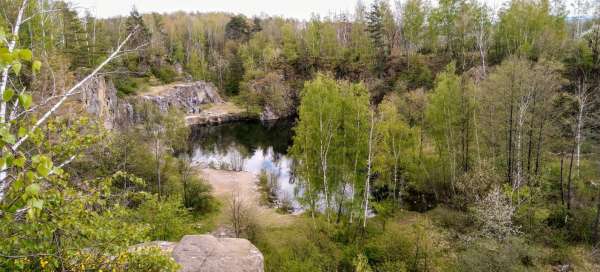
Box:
[0,0,139,204]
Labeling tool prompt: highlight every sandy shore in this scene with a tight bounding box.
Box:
[199,168,294,227]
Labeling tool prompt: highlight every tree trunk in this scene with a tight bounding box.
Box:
[592,188,600,243]
[567,144,576,210]
[560,154,565,206]
[363,111,375,229]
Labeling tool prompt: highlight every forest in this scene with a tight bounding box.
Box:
[1,0,600,271]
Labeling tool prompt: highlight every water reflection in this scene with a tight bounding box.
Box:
[188,120,299,210]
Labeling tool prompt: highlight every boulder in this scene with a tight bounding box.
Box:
[172,235,264,272]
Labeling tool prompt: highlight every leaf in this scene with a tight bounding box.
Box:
[32,60,41,74]
[18,93,32,109]
[31,198,44,209]
[26,183,40,196]
[35,156,53,177]
[0,127,15,144]
[18,49,32,61]
[13,155,25,167]
[12,61,21,75]
[3,88,14,102]
[18,127,26,137]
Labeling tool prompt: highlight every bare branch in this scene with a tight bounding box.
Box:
[11,27,138,152]
[21,9,61,24]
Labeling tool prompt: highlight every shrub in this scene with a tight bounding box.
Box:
[117,247,180,272]
[457,238,539,272]
[151,66,178,83]
[183,177,217,214]
[135,197,194,241]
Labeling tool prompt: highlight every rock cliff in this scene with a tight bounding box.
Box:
[80,77,237,128]
[140,82,224,114]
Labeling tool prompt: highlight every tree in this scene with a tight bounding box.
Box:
[425,63,475,199]
[225,15,251,41]
[494,0,567,61]
[479,57,563,200]
[375,93,417,206]
[367,0,389,77]
[474,187,520,241]
[290,74,370,223]
[400,0,426,58]
[0,2,180,270]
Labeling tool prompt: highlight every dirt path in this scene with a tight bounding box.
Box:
[198,168,294,228]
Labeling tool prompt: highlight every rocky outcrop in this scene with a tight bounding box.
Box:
[80,76,134,129]
[129,235,264,272]
[185,102,248,126]
[173,235,264,272]
[81,77,289,128]
[140,82,224,114]
[81,77,232,128]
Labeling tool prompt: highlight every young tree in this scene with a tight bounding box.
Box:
[290,74,370,223]
[425,63,474,198]
[375,93,417,206]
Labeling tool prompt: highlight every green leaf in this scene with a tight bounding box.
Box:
[35,156,53,177]
[31,198,43,209]
[12,61,21,75]
[32,60,41,74]
[18,127,26,137]
[3,88,14,102]
[26,183,40,196]
[13,155,25,167]
[0,127,15,144]
[18,49,32,61]
[18,93,32,109]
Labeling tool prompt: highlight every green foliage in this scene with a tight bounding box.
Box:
[120,247,180,272]
[151,65,178,83]
[133,196,194,241]
[494,0,567,61]
[0,173,162,271]
[183,177,217,214]
[290,73,370,220]
[115,77,142,96]
[457,238,539,272]
[225,15,252,41]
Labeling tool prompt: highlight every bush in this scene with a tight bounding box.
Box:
[115,77,139,96]
[117,247,180,272]
[457,238,539,272]
[183,177,217,214]
[135,197,194,241]
[151,66,178,83]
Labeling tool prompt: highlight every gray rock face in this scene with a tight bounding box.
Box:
[80,76,134,129]
[140,82,224,114]
[81,78,225,129]
[172,235,264,272]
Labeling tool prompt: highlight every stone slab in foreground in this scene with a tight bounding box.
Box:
[172,235,264,272]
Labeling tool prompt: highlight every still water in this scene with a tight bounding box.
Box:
[188,119,299,209]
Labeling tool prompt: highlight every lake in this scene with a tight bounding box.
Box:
[188,119,300,210]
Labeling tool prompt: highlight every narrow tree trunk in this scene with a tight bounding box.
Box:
[363,111,375,229]
[567,144,576,210]
[560,154,565,206]
[156,137,161,201]
[535,112,546,177]
[592,188,600,243]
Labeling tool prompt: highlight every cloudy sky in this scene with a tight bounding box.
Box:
[69,0,518,20]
